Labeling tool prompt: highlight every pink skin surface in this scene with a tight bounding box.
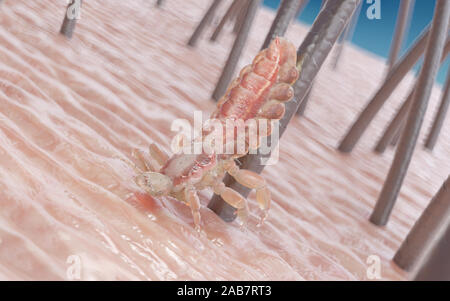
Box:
[0,0,448,280]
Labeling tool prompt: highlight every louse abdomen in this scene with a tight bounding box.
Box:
[217,63,280,121]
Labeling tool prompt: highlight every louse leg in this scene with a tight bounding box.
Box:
[148,143,169,169]
[115,154,170,196]
[185,186,202,232]
[133,144,172,196]
[213,181,249,226]
[131,148,155,172]
[115,155,143,174]
[224,160,271,225]
[116,147,172,196]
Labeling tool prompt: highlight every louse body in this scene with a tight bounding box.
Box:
[130,38,299,230]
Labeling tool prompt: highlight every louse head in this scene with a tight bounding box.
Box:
[135,172,172,197]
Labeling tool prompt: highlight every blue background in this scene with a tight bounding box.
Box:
[263,0,449,86]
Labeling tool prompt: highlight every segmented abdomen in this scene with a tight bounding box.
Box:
[215,38,282,121]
